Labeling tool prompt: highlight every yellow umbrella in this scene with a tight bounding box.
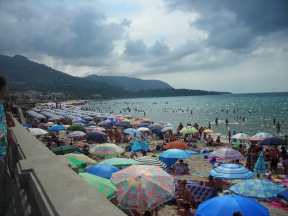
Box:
[203,129,216,134]
[122,118,132,123]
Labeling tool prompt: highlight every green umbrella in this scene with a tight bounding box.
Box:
[79,173,117,199]
[98,158,141,167]
[51,146,81,155]
[180,126,198,135]
[67,157,87,172]
[67,124,86,131]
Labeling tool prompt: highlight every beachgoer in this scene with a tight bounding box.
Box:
[225,119,228,125]
[233,211,243,216]
[174,159,189,174]
[276,122,281,130]
[237,144,245,156]
[226,131,231,144]
[270,145,280,174]
[284,135,288,143]
[0,75,20,216]
[178,123,183,131]
[176,180,195,210]
[246,142,260,170]
[280,145,288,174]
[208,122,211,129]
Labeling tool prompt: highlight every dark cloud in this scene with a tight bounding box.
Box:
[0,1,130,66]
[148,40,170,56]
[164,0,288,51]
[123,39,147,60]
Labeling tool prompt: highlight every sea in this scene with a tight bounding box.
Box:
[82,92,288,142]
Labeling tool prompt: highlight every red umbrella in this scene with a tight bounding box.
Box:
[163,141,189,150]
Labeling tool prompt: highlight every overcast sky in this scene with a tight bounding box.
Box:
[1,0,288,93]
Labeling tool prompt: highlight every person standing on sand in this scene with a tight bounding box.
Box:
[226,131,231,144]
[270,145,280,174]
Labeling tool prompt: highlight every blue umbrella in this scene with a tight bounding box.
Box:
[83,132,108,142]
[253,152,267,174]
[48,125,67,131]
[123,128,141,137]
[151,129,164,140]
[195,195,270,216]
[84,164,120,179]
[115,122,132,128]
[277,190,288,202]
[138,122,150,127]
[229,179,286,201]
[76,119,88,123]
[209,164,255,180]
[258,137,287,146]
[106,121,119,125]
[159,149,191,167]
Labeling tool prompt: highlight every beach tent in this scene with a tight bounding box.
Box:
[51,146,81,155]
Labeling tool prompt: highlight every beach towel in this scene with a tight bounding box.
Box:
[263,201,288,211]
[169,171,190,175]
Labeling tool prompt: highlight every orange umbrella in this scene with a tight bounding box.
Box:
[115,116,124,121]
[163,141,189,150]
[131,120,142,125]
[141,118,153,123]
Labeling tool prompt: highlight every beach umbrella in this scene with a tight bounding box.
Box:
[67,124,86,131]
[85,164,120,179]
[121,118,132,123]
[131,120,142,126]
[163,141,189,150]
[48,125,67,132]
[211,148,244,160]
[253,152,267,174]
[29,128,48,136]
[277,190,288,202]
[258,137,287,146]
[151,128,164,140]
[115,116,124,121]
[79,173,117,200]
[44,122,54,127]
[123,128,141,137]
[180,126,198,135]
[229,179,286,201]
[98,158,141,168]
[202,129,216,134]
[111,165,174,210]
[138,122,150,127]
[67,131,86,138]
[137,127,151,132]
[251,132,273,141]
[134,156,167,169]
[159,149,191,167]
[67,157,87,172]
[106,120,119,126]
[22,123,31,128]
[64,153,98,166]
[195,195,270,216]
[76,119,88,123]
[163,122,173,127]
[161,127,173,132]
[232,133,251,140]
[114,122,132,128]
[88,143,125,157]
[148,124,164,130]
[141,118,153,123]
[92,127,106,132]
[51,146,81,155]
[209,164,255,180]
[83,132,108,142]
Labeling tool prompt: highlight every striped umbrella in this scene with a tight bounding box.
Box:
[67,131,86,138]
[89,143,125,157]
[211,148,244,160]
[92,127,106,132]
[251,132,273,141]
[98,158,141,167]
[209,164,255,180]
[232,133,251,140]
[253,152,267,174]
[134,156,167,169]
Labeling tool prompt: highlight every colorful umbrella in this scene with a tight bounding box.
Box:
[195,195,269,216]
[67,131,86,138]
[89,143,125,157]
[134,156,167,169]
[67,124,86,131]
[64,153,98,166]
[98,158,141,167]
[232,133,251,140]
[111,165,175,210]
[180,126,198,135]
[123,128,141,137]
[48,125,67,132]
[253,152,267,174]
[251,132,273,141]
[229,179,286,200]
[79,173,117,200]
[211,148,244,160]
[85,164,120,179]
[209,164,255,180]
[258,137,287,146]
[163,141,189,150]
[83,132,108,142]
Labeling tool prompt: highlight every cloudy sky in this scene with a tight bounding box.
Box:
[1,0,288,93]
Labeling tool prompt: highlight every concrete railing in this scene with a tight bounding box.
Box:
[9,120,126,216]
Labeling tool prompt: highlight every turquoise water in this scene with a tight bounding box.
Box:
[83,92,288,141]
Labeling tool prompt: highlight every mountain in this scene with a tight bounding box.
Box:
[0,54,230,99]
[85,75,172,90]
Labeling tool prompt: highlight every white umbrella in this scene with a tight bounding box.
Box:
[29,128,48,136]
[137,127,151,132]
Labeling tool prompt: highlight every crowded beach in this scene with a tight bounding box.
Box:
[18,103,288,216]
